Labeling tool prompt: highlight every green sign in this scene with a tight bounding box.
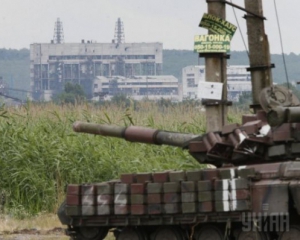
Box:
[194,35,230,53]
[199,13,237,37]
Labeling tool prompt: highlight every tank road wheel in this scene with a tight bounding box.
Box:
[76,226,108,240]
[153,227,185,240]
[195,225,223,240]
[237,231,268,240]
[279,225,300,240]
[116,227,147,240]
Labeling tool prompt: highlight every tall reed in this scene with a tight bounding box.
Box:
[0,101,244,216]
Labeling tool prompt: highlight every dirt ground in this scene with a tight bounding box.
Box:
[0,228,68,240]
[0,214,115,240]
[0,236,68,240]
[0,229,115,240]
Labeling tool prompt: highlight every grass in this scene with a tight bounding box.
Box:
[0,101,245,217]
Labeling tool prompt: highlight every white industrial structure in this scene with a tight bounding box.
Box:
[30,42,163,101]
[93,75,180,101]
[30,18,163,101]
[182,65,251,101]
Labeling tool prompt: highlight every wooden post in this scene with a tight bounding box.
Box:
[244,0,273,112]
[204,0,228,131]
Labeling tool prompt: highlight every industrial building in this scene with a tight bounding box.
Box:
[182,65,251,101]
[30,18,163,101]
[93,75,180,101]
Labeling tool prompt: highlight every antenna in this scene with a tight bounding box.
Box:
[114,18,125,44]
[53,18,64,44]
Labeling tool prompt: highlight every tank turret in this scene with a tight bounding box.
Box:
[71,86,300,168]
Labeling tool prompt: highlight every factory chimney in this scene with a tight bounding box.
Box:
[53,18,64,44]
[114,18,125,44]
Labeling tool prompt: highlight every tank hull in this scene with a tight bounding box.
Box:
[59,161,300,239]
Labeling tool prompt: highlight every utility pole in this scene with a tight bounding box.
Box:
[244,0,273,112]
[203,0,228,131]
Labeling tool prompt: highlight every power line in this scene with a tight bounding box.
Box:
[230,0,249,58]
[273,0,290,88]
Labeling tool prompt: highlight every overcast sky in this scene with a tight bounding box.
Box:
[0,0,298,54]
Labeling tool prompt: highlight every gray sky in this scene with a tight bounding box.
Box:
[0,0,298,54]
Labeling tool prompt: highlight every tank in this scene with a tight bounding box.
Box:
[57,86,300,240]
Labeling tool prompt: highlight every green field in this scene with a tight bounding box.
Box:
[0,101,243,217]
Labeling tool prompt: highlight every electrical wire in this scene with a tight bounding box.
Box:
[273,0,290,89]
[230,0,249,58]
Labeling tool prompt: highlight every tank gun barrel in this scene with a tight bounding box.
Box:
[73,121,200,147]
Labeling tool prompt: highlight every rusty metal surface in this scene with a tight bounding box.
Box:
[241,120,262,135]
[70,98,300,167]
[251,180,289,214]
[272,123,293,141]
[61,168,255,226]
[222,123,240,135]
[155,130,199,147]
[188,141,206,153]
[244,162,283,179]
[242,114,257,124]
[289,181,300,214]
[279,161,300,179]
[124,126,157,144]
[61,164,300,229]
[184,108,300,166]
[72,121,199,147]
